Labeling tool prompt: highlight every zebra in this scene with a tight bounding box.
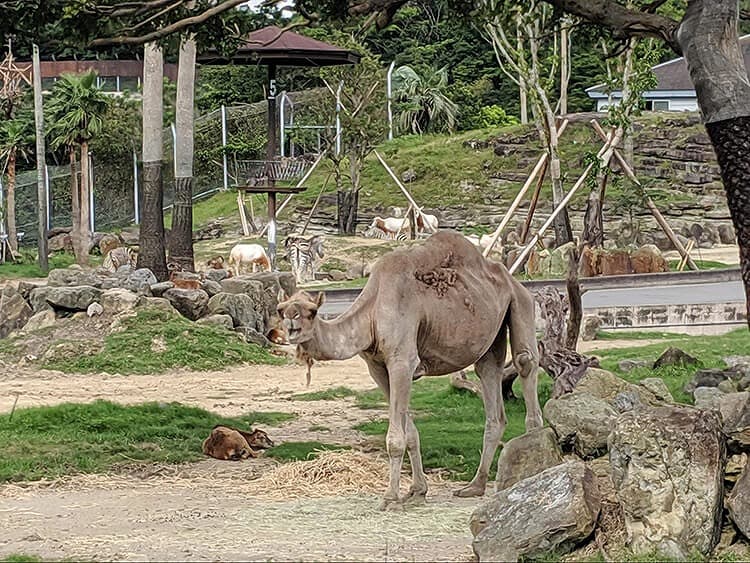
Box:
[102,246,137,272]
[284,234,324,283]
[363,225,409,241]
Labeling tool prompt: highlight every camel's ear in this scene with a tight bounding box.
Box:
[315,292,325,309]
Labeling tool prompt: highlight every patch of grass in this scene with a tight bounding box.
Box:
[593,328,750,404]
[166,189,240,228]
[266,441,350,462]
[43,309,286,374]
[1,556,44,563]
[668,259,731,271]
[594,330,684,341]
[0,400,294,483]
[355,374,553,480]
[0,251,77,279]
[292,386,358,401]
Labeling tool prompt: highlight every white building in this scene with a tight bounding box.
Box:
[586,34,750,112]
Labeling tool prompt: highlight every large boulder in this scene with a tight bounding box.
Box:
[34,286,102,312]
[149,281,174,298]
[471,461,600,562]
[201,279,222,297]
[163,288,209,321]
[207,292,262,330]
[196,314,234,330]
[100,288,140,315]
[22,310,57,332]
[543,392,617,458]
[247,271,296,299]
[47,267,101,288]
[495,427,563,491]
[630,244,668,274]
[204,268,231,283]
[686,367,744,394]
[16,280,45,301]
[0,291,33,338]
[653,346,699,369]
[574,368,661,407]
[598,249,633,276]
[716,392,750,452]
[609,405,725,558]
[727,465,750,539]
[115,267,157,293]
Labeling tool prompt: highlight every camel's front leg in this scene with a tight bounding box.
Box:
[404,414,428,505]
[381,358,417,511]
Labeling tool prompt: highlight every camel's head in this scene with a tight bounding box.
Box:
[276,290,325,344]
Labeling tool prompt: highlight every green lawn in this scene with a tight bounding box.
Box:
[0,252,79,279]
[41,309,286,374]
[0,400,294,483]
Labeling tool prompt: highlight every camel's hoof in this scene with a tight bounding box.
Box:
[378,498,404,512]
[453,483,486,498]
[403,492,427,507]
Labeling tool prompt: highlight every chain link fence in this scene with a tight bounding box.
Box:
[4,90,332,245]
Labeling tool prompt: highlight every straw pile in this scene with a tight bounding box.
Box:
[245,449,444,500]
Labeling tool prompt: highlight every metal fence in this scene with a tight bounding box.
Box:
[3,89,334,245]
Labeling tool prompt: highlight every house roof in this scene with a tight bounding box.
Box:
[198,26,361,67]
[587,34,750,97]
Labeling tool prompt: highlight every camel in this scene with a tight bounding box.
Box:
[277,230,543,510]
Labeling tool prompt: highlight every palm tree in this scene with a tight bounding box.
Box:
[392,65,458,135]
[46,71,109,265]
[0,116,33,255]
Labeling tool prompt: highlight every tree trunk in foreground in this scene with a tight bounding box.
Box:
[168,37,196,272]
[137,42,168,281]
[78,140,91,265]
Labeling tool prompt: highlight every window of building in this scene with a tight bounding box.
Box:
[41,77,56,91]
[119,76,140,92]
[98,76,118,92]
[645,99,670,111]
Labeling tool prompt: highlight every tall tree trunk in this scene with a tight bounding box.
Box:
[6,148,17,254]
[69,147,84,262]
[168,37,196,272]
[582,170,607,248]
[337,190,359,235]
[78,140,91,265]
[559,19,569,116]
[138,42,168,281]
[678,0,750,321]
[517,24,528,124]
[549,143,573,246]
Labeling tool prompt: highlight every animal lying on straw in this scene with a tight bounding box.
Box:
[228,243,271,276]
[202,425,274,460]
[277,230,542,510]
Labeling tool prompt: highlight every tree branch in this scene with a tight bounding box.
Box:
[89,0,246,46]
[540,0,680,53]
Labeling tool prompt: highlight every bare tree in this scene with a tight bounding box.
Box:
[137,42,168,280]
[168,36,197,272]
[485,1,573,245]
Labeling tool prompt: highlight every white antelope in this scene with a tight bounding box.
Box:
[228,244,271,276]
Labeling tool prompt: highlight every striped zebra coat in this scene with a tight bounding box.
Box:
[102,246,137,272]
[284,235,324,283]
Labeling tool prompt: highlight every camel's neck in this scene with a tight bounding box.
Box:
[300,299,373,361]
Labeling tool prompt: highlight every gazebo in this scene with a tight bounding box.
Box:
[199,26,360,267]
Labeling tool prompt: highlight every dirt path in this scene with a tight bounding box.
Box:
[0,338,652,562]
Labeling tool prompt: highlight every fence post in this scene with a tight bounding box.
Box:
[280,91,286,158]
[133,149,140,224]
[170,122,177,176]
[0,175,5,236]
[44,165,51,230]
[89,151,95,232]
[221,104,228,191]
[387,61,395,141]
[336,81,343,157]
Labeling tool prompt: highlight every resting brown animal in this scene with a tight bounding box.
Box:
[202,425,274,460]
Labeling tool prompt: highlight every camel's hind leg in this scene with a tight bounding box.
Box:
[363,356,428,509]
[454,324,508,498]
[509,286,543,430]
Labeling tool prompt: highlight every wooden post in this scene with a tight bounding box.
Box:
[238,192,250,236]
[589,120,698,271]
[301,172,333,235]
[32,45,48,273]
[520,158,548,243]
[510,129,622,274]
[374,151,436,233]
[484,120,568,257]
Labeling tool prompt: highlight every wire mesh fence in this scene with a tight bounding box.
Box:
[4,90,333,245]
